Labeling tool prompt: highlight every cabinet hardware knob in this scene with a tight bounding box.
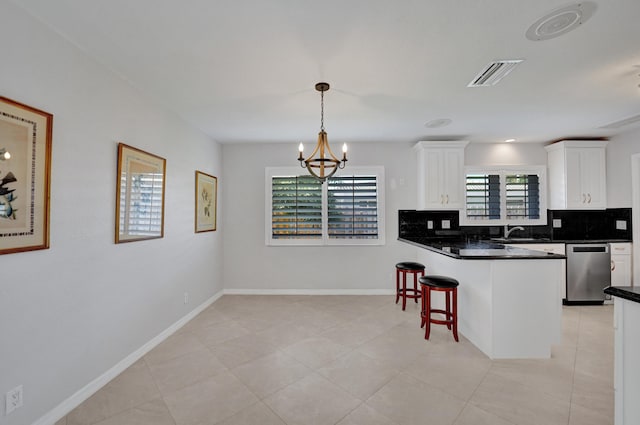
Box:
[582,194,586,203]
[611,260,616,271]
[587,194,591,203]
[445,194,449,204]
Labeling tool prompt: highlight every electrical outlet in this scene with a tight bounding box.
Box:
[552,219,562,228]
[183,292,189,304]
[427,220,433,229]
[6,385,23,415]
[442,220,450,229]
[616,220,627,230]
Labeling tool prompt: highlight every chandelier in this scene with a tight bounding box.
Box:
[297,82,347,183]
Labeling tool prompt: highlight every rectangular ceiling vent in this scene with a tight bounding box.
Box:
[599,113,640,129]
[467,59,524,87]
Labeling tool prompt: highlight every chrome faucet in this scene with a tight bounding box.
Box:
[504,225,525,239]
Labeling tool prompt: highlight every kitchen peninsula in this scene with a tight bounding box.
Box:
[399,236,565,359]
[604,286,640,425]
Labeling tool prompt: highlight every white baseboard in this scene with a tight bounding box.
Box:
[34,290,224,425]
[224,288,395,295]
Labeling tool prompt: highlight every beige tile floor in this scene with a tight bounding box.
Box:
[55,295,614,425]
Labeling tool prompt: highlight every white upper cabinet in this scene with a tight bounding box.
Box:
[545,140,608,210]
[415,141,468,209]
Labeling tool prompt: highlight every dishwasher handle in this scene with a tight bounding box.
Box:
[571,246,608,253]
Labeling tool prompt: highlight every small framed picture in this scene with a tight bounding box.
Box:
[195,170,217,233]
[115,143,166,243]
[0,96,53,255]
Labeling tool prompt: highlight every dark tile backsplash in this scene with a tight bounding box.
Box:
[399,208,632,241]
[549,208,632,241]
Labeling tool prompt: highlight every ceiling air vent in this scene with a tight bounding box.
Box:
[467,60,524,87]
[599,113,640,129]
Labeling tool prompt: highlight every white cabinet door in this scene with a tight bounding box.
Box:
[565,147,607,209]
[581,148,607,208]
[564,148,584,208]
[415,141,467,210]
[442,149,465,209]
[423,149,445,207]
[611,243,632,287]
[545,140,608,210]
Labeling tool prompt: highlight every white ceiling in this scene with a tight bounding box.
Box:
[12,0,640,145]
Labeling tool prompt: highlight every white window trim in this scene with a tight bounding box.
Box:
[460,165,547,226]
[265,166,385,246]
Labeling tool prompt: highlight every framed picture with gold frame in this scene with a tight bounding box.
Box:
[115,143,166,243]
[195,170,217,233]
[0,96,53,255]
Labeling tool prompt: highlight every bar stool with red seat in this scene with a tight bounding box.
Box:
[395,262,425,310]
[419,275,459,342]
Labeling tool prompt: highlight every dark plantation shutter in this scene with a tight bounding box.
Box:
[506,174,540,219]
[327,175,378,239]
[271,176,322,239]
[465,174,500,220]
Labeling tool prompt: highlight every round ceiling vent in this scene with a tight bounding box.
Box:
[526,2,596,41]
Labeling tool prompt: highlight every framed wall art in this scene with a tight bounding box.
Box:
[0,96,53,255]
[195,170,217,233]
[115,143,166,243]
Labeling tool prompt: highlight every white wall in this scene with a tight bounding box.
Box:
[222,142,417,292]
[607,127,640,208]
[221,140,561,293]
[465,143,548,166]
[0,3,223,425]
[466,138,640,209]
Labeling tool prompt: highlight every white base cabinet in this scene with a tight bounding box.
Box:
[507,243,567,299]
[611,243,633,287]
[613,296,640,425]
[415,247,563,358]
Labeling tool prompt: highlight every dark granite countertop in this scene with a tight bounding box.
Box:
[494,238,632,244]
[604,286,640,304]
[399,237,567,260]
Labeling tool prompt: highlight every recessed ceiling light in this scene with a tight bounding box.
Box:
[526,2,596,41]
[504,138,516,143]
[425,118,452,128]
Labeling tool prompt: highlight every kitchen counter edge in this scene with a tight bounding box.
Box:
[399,237,567,260]
[604,286,640,304]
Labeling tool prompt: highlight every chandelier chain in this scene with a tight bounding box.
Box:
[320,89,324,131]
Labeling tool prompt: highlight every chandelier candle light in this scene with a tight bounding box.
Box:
[297,82,347,183]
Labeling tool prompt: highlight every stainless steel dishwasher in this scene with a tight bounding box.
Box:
[566,243,611,304]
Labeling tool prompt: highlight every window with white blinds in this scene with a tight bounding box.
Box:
[462,166,546,225]
[266,167,385,245]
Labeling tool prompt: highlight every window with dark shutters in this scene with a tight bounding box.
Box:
[463,167,546,225]
[266,167,385,245]
[271,176,322,239]
[327,175,378,239]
